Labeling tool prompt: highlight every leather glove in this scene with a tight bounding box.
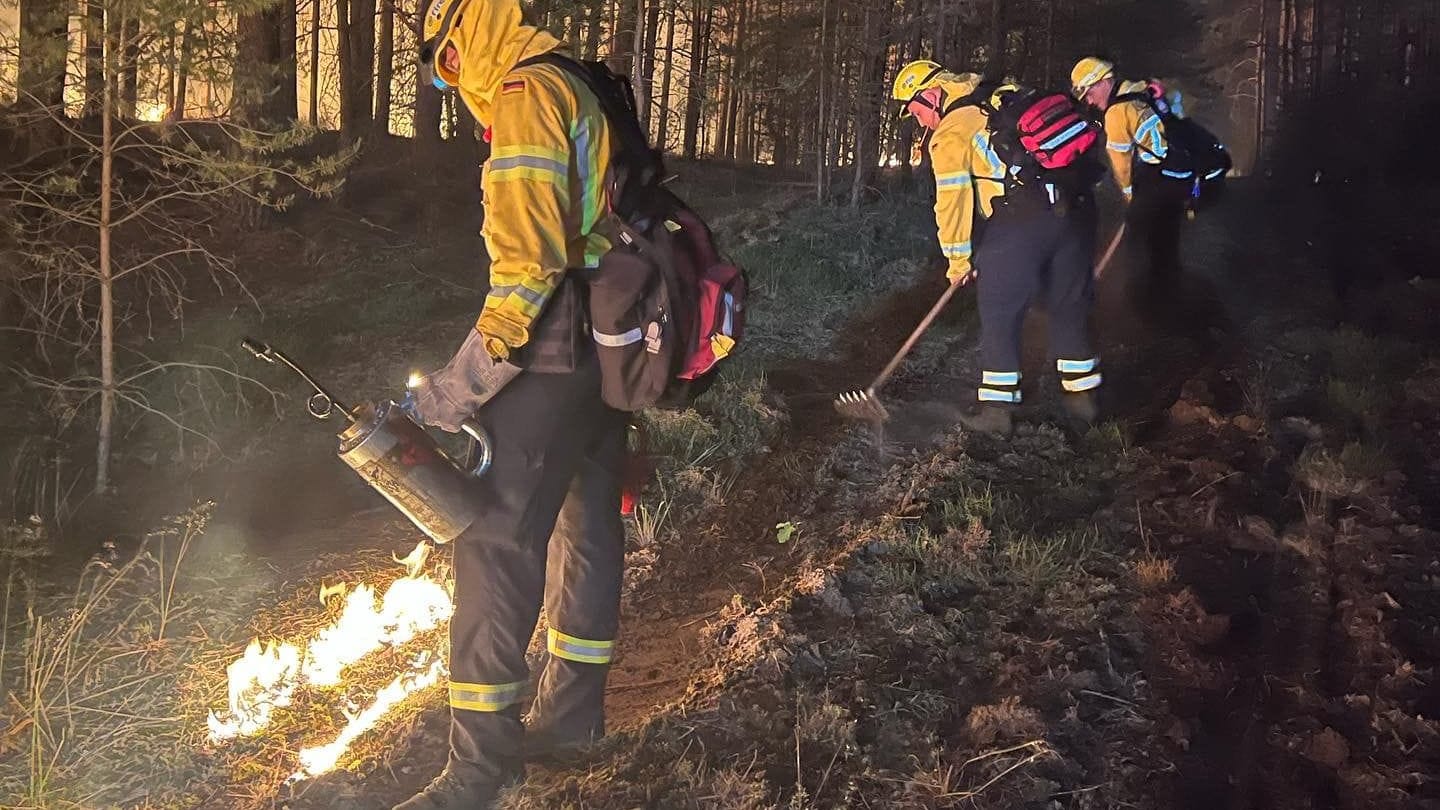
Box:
[405,328,522,433]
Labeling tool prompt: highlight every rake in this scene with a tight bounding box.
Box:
[834,279,969,423]
[1093,223,1127,279]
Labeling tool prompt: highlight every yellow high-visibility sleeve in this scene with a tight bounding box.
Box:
[930,123,975,281]
[475,72,576,359]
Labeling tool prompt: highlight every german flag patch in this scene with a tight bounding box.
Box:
[502,79,527,95]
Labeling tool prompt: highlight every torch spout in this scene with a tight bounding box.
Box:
[240,337,352,420]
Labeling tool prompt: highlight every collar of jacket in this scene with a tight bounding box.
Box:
[450,0,563,126]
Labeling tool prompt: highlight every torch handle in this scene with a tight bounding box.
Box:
[459,420,493,478]
[240,337,352,418]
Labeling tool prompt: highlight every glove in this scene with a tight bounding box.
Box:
[946,261,975,286]
[405,328,522,433]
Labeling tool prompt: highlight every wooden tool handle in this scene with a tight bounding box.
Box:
[868,279,967,394]
[1093,223,1127,280]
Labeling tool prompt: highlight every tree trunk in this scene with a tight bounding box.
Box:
[850,4,878,208]
[18,0,68,110]
[97,18,116,495]
[236,3,297,126]
[682,0,710,158]
[176,19,194,120]
[309,0,322,125]
[657,3,676,150]
[610,0,637,76]
[376,0,395,135]
[85,0,106,117]
[638,0,661,131]
[122,17,140,119]
[337,0,376,140]
[279,0,299,121]
[816,0,828,201]
[585,0,603,59]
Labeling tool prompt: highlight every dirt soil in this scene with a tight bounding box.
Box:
[6,154,1439,809]
[281,179,1440,810]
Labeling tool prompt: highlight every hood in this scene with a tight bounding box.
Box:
[936,72,983,107]
[450,0,562,125]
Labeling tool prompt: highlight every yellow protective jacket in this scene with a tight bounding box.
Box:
[927,73,1011,281]
[1102,79,1183,199]
[448,0,613,360]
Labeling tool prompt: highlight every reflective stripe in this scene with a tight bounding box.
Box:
[487,164,570,190]
[1039,121,1089,151]
[982,370,1021,386]
[1161,169,1194,179]
[1056,357,1098,374]
[935,171,973,190]
[547,629,614,664]
[1062,373,1103,392]
[489,154,567,176]
[978,388,1023,404]
[486,283,550,310]
[449,680,524,712]
[941,241,972,259]
[973,132,1004,178]
[1107,141,1133,153]
[593,327,643,347]
[1205,168,1226,180]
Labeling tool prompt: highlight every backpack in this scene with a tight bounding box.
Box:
[517,53,747,412]
[1113,82,1232,210]
[948,82,1104,199]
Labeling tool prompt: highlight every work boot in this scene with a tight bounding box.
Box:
[1061,391,1098,427]
[959,406,1014,436]
[392,764,519,810]
[522,730,596,765]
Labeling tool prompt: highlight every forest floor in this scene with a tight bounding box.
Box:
[2,144,1438,810]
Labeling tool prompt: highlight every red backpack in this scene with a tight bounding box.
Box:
[521,54,747,412]
[948,82,1104,196]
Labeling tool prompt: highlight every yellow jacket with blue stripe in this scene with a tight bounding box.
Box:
[1103,79,1184,200]
[449,0,613,360]
[927,73,1011,282]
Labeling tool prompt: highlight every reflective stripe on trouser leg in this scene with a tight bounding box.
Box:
[547,628,615,664]
[529,414,627,748]
[978,371,1022,404]
[1057,358,1102,392]
[1045,202,1099,395]
[447,362,615,781]
[449,681,524,712]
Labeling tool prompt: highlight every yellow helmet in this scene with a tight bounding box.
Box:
[1071,57,1114,97]
[419,0,470,89]
[892,59,945,104]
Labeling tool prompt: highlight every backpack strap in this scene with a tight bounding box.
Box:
[514,52,666,210]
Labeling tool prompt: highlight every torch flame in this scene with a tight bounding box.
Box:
[207,538,454,777]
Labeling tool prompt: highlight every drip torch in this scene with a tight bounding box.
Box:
[241,337,491,544]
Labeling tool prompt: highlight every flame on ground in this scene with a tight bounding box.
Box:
[293,653,447,779]
[207,639,301,740]
[207,540,453,776]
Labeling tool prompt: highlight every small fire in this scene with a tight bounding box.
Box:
[207,639,302,740]
[301,576,453,687]
[207,540,453,776]
[293,653,447,778]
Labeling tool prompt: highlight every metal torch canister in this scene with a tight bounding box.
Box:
[336,399,483,545]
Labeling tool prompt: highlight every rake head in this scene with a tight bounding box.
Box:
[834,388,890,423]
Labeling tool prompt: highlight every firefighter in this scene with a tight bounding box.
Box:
[397,0,629,807]
[891,61,1102,435]
[1071,57,1189,278]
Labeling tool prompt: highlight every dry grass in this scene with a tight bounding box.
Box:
[1134,557,1177,590]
